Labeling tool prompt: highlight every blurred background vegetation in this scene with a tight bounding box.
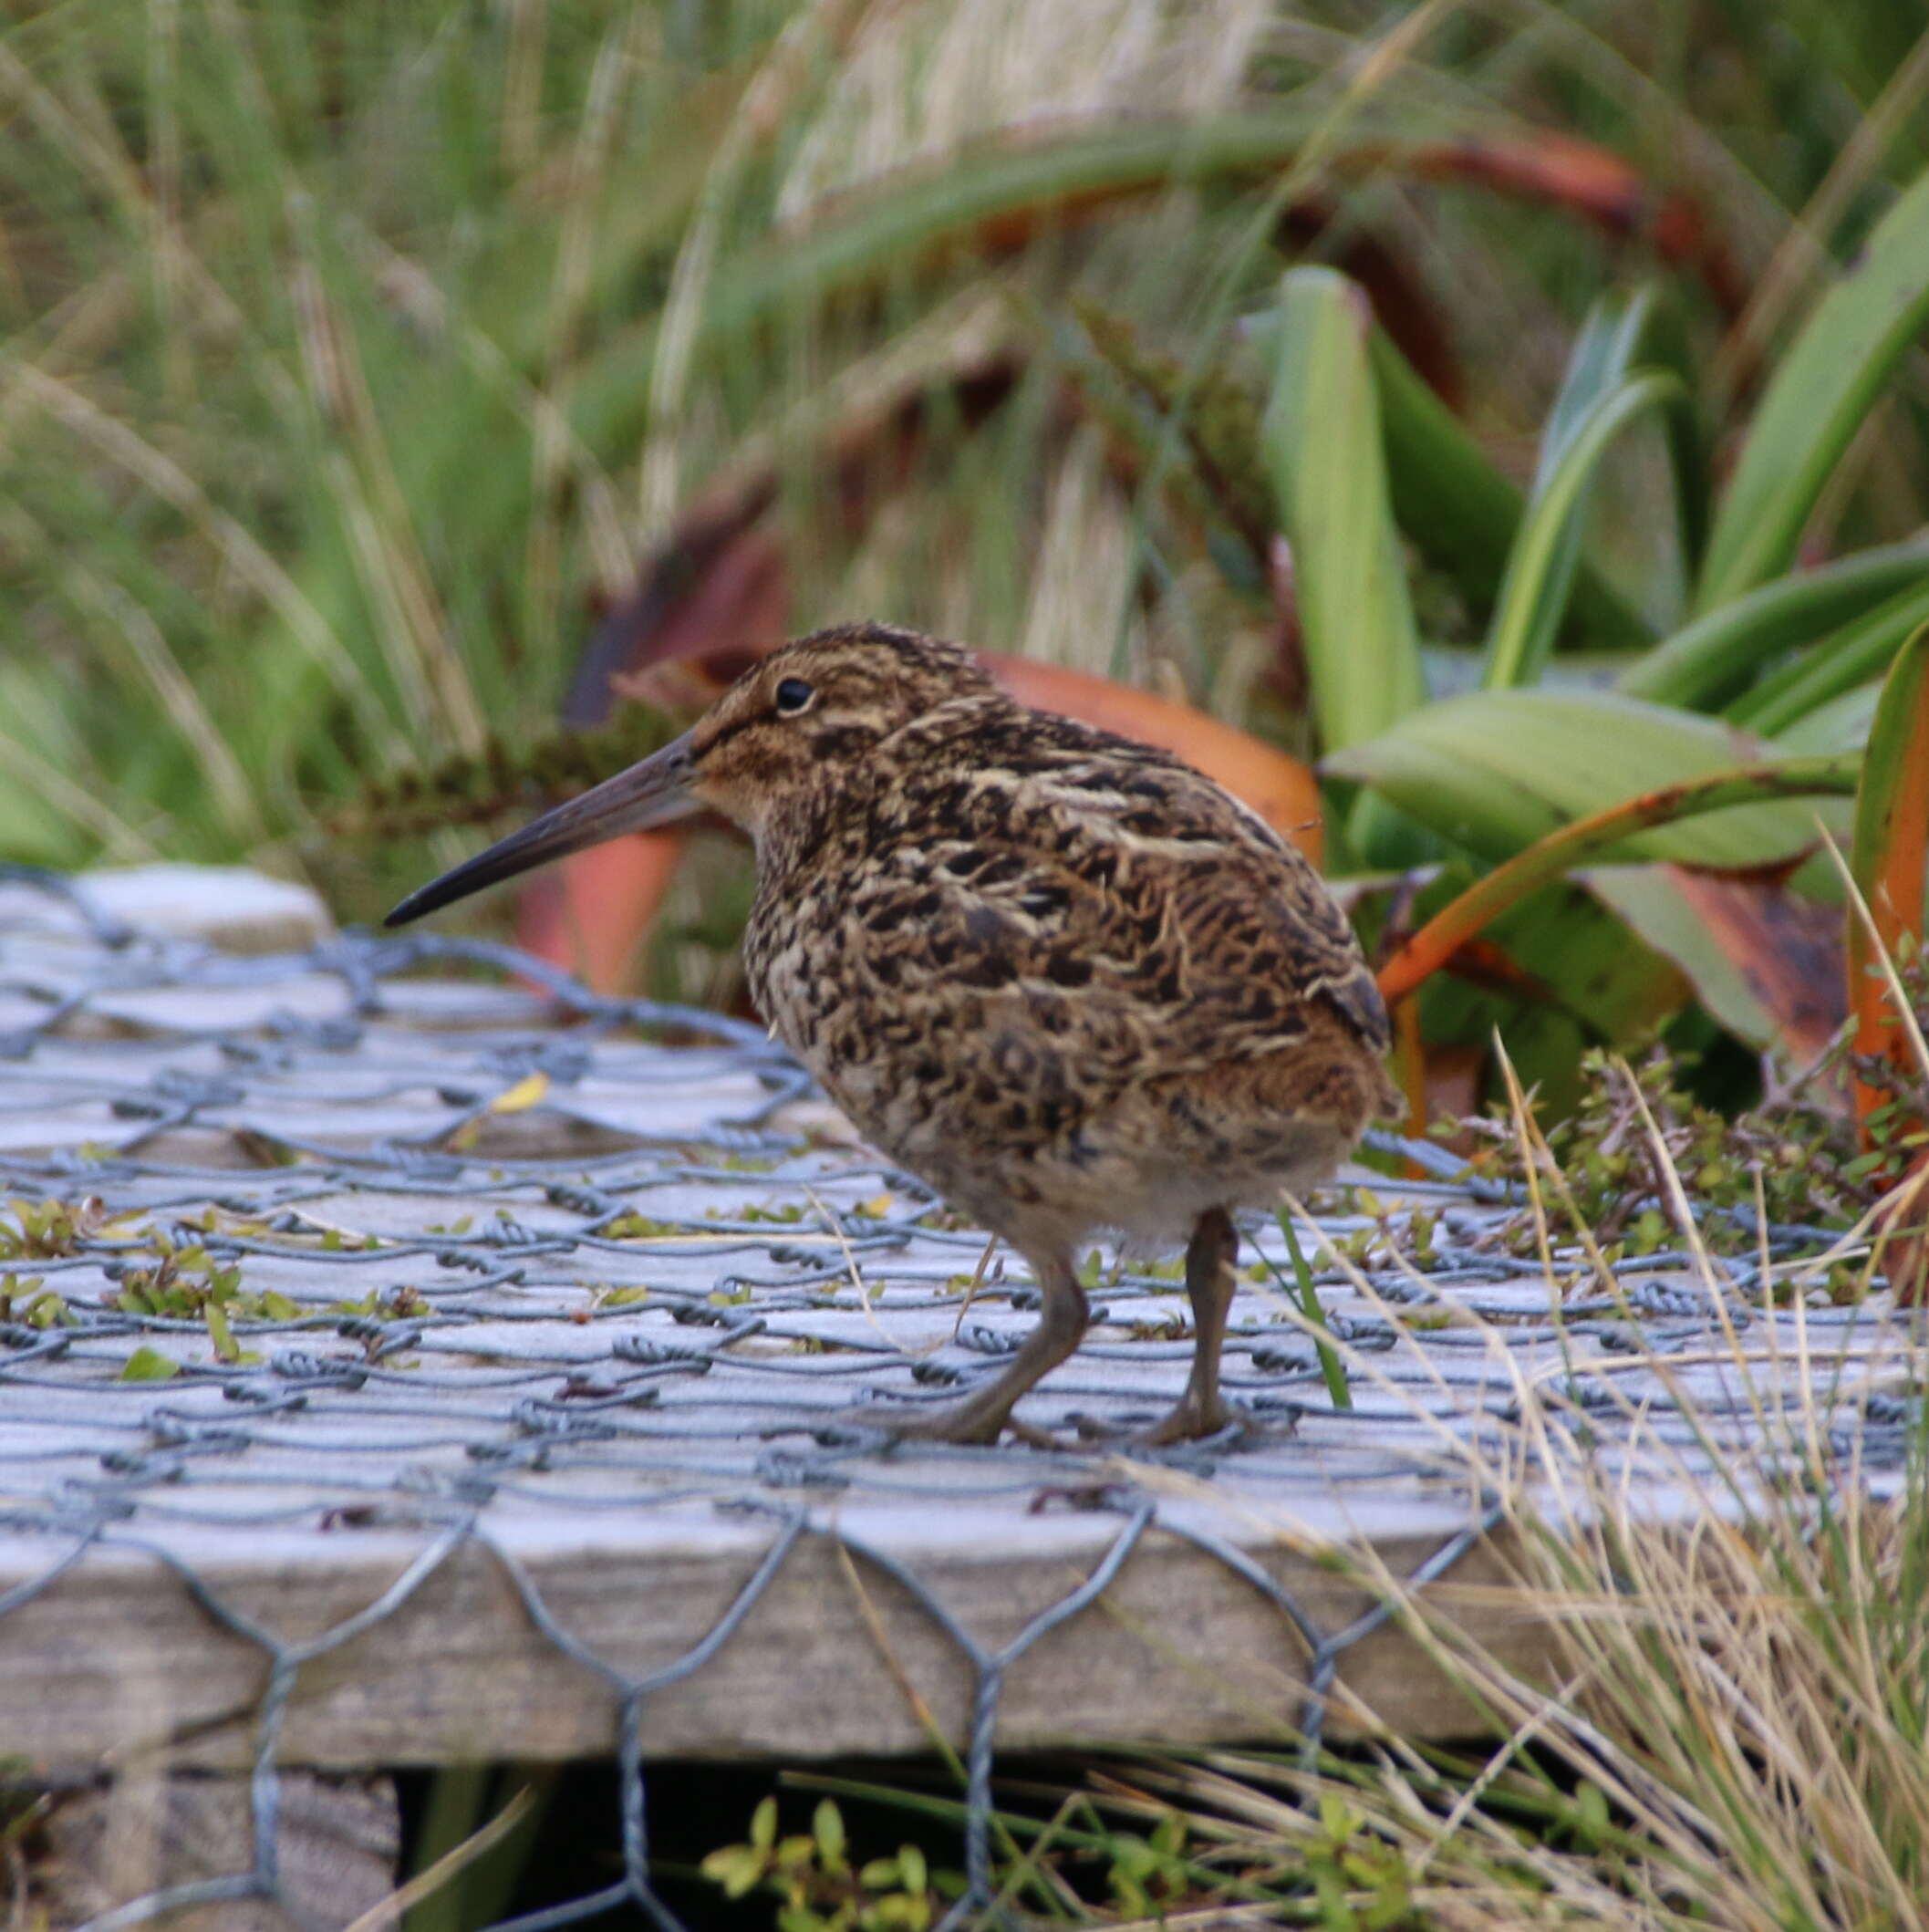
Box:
[10,9,1929,1925]
[5,0,1929,1119]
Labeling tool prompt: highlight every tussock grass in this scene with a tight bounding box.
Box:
[1106,1412,1929,1927]
[1059,1063,1929,1930]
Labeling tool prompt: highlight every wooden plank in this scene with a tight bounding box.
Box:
[38,1771,399,1929]
[0,865,332,955]
[0,1500,1541,1777]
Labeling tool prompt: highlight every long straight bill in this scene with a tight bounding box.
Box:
[384,729,700,926]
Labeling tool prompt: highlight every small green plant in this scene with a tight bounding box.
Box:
[313,1225,381,1255]
[603,1214,681,1239]
[1300,1794,1418,1931]
[700,1799,939,1932]
[592,1284,650,1309]
[0,1195,123,1260]
[327,1284,426,1322]
[0,1273,69,1328]
[109,1233,303,1362]
[1466,1034,1906,1266]
[1101,1809,1194,1918]
[120,1344,181,1383]
[1332,1198,1444,1271]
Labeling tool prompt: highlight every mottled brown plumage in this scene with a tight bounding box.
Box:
[389,622,1394,1443]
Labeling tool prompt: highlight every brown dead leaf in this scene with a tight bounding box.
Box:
[1665,866,1846,1066]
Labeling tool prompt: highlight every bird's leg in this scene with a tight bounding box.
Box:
[1137,1206,1240,1444]
[868,1249,1089,1445]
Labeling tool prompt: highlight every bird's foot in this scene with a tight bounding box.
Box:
[820,1397,1059,1448]
[1132,1391,1242,1447]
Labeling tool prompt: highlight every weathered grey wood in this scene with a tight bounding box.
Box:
[0,865,333,955]
[1,1502,1539,1776]
[36,1771,399,1930]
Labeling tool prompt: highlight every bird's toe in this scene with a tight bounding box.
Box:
[817,1396,1042,1447]
[1131,1393,1244,1447]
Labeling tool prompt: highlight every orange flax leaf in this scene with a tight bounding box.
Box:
[514,833,690,996]
[1848,620,1929,1137]
[1375,758,1860,1006]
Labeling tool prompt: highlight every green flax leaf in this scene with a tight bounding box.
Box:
[1697,162,1929,611]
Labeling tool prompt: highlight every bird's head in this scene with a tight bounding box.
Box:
[385,623,995,926]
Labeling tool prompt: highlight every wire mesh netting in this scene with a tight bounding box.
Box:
[0,866,1916,1931]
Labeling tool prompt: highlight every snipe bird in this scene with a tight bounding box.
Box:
[388,624,1394,1444]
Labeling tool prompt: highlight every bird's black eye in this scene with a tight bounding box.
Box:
[773,677,814,715]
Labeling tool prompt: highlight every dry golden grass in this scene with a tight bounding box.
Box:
[1077,1048,1929,1930]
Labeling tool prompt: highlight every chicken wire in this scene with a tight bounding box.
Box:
[0,865,1915,1932]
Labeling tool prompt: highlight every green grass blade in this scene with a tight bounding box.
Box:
[1478,285,1675,690]
[1260,271,1424,742]
[1773,680,1885,755]
[1368,324,1649,652]
[1324,688,1839,867]
[1636,292,1713,585]
[1537,287,1654,476]
[1729,575,1929,734]
[1480,368,1685,690]
[1261,266,1428,867]
[1619,537,1929,710]
[1696,160,1929,612]
[1275,1209,1351,1412]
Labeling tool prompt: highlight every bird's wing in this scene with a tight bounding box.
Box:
[841,703,1389,1070]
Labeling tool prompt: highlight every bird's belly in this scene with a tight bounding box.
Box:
[867,1070,1347,1250]
[747,895,1370,1249]
[774,994,1352,1248]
